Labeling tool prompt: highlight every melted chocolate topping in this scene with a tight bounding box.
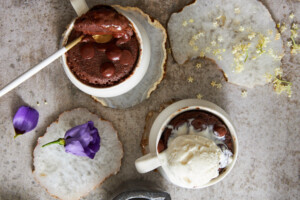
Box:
[159,110,234,154]
[74,5,133,45]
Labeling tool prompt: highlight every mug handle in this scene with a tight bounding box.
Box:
[135,153,161,173]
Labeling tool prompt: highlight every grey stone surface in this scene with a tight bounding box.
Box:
[0,0,299,200]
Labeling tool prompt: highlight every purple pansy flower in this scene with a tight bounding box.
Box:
[43,121,100,159]
[13,106,39,138]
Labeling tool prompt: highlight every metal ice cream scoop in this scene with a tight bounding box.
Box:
[110,180,171,200]
[113,190,171,200]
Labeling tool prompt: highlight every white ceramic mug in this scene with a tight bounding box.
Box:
[61,7,151,98]
[135,99,238,189]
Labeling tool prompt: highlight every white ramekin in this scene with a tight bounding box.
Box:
[62,8,151,98]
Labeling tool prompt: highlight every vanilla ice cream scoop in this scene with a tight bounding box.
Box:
[159,134,223,188]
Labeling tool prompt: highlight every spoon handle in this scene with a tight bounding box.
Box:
[0,35,83,98]
[70,0,89,16]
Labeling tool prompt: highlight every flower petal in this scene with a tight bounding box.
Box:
[88,132,100,153]
[13,106,39,135]
[64,121,100,159]
[64,139,86,157]
[84,147,97,159]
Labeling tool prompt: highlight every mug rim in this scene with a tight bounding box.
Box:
[148,99,238,189]
[61,8,151,97]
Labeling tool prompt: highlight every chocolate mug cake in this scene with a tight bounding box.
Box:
[135,99,238,189]
[66,5,140,88]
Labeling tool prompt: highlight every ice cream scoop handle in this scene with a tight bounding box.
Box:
[135,153,161,173]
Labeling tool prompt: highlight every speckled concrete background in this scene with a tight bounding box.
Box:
[0,0,299,200]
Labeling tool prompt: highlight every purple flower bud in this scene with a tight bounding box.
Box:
[13,106,39,138]
[64,121,100,159]
[42,121,101,159]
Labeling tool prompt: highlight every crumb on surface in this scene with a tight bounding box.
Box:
[189,39,195,46]
[248,32,256,40]
[274,68,283,77]
[205,47,211,53]
[291,29,298,38]
[213,21,219,27]
[275,33,281,40]
[292,23,298,30]
[290,23,300,54]
[241,90,247,98]
[264,73,273,83]
[273,68,292,97]
[273,78,292,97]
[217,36,223,42]
[280,23,287,33]
[216,84,222,89]
[232,43,251,73]
[239,26,245,32]
[234,7,240,14]
[187,76,194,83]
[256,34,269,55]
[211,40,217,46]
[196,93,203,99]
[167,48,171,54]
[196,63,202,68]
[211,81,222,88]
[265,68,292,97]
[277,23,281,29]
[200,51,205,57]
[268,29,273,35]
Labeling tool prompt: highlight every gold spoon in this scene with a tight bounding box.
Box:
[0,33,115,97]
[92,34,113,43]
